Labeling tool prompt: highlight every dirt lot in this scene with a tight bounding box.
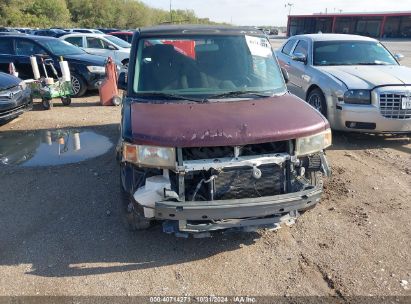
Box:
[0,42,410,298]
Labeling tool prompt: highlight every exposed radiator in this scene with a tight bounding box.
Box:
[213,164,284,200]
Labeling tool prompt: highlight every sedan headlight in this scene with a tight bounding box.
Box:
[295,129,332,156]
[344,90,371,104]
[86,66,105,74]
[122,143,176,168]
[19,81,27,90]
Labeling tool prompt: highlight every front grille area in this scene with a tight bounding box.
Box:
[182,141,287,161]
[181,142,289,201]
[184,164,285,201]
[379,92,411,119]
[213,165,284,200]
[0,86,22,101]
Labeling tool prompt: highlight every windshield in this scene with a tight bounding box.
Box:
[133,35,286,100]
[42,39,85,56]
[314,41,398,66]
[105,35,131,48]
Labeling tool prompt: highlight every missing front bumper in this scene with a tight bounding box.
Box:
[155,185,322,232]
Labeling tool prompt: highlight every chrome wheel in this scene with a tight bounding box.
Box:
[308,93,323,112]
[71,75,81,96]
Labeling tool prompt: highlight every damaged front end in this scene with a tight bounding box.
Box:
[119,130,331,237]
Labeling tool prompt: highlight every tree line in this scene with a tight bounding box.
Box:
[0,0,220,28]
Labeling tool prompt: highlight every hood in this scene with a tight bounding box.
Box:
[130,94,329,147]
[318,65,411,90]
[0,72,21,90]
[62,53,106,66]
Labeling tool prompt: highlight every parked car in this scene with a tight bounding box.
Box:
[66,28,104,34]
[0,35,106,97]
[0,72,32,123]
[33,29,67,38]
[117,25,332,236]
[60,33,131,65]
[0,27,20,33]
[98,28,120,34]
[276,33,411,133]
[108,31,133,43]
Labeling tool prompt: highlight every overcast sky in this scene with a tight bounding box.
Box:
[141,0,411,26]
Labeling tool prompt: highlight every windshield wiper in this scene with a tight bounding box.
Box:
[206,90,273,100]
[356,62,389,65]
[134,92,204,103]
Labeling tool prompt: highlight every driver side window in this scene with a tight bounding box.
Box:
[65,36,83,47]
[15,39,47,56]
[282,39,296,56]
[293,40,308,57]
[86,37,113,49]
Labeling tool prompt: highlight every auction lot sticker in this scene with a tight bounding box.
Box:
[401,96,411,109]
[245,35,271,58]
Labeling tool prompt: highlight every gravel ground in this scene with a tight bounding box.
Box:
[0,41,410,298]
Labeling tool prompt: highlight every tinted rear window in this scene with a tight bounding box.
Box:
[0,38,13,54]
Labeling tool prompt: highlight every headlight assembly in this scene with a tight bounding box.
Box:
[122,143,176,168]
[295,129,332,156]
[344,90,371,104]
[19,81,27,90]
[86,66,106,74]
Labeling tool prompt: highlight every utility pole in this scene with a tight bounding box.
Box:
[170,0,173,23]
[285,3,294,16]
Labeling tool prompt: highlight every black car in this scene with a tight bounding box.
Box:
[0,72,32,123]
[0,35,106,97]
[33,29,67,38]
[0,27,19,33]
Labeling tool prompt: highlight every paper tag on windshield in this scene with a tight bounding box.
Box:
[245,35,272,58]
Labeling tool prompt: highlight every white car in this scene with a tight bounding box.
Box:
[59,33,130,65]
[66,28,104,34]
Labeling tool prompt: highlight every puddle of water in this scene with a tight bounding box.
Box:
[0,129,113,166]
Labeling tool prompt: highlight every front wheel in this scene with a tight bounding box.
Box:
[42,98,53,110]
[61,96,71,106]
[121,186,152,231]
[70,73,87,97]
[307,88,327,117]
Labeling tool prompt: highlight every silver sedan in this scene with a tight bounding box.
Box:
[276,34,411,133]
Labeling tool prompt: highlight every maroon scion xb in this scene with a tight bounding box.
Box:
[117,25,332,237]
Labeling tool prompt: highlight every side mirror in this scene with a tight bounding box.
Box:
[121,58,129,67]
[108,44,117,51]
[292,52,307,64]
[394,53,405,62]
[118,71,127,91]
[281,67,289,84]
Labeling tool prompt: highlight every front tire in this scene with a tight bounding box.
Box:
[42,98,53,110]
[61,96,71,106]
[120,180,152,231]
[70,73,87,97]
[307,88,327,117]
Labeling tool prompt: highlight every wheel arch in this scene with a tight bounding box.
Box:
[306,84,324,101]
